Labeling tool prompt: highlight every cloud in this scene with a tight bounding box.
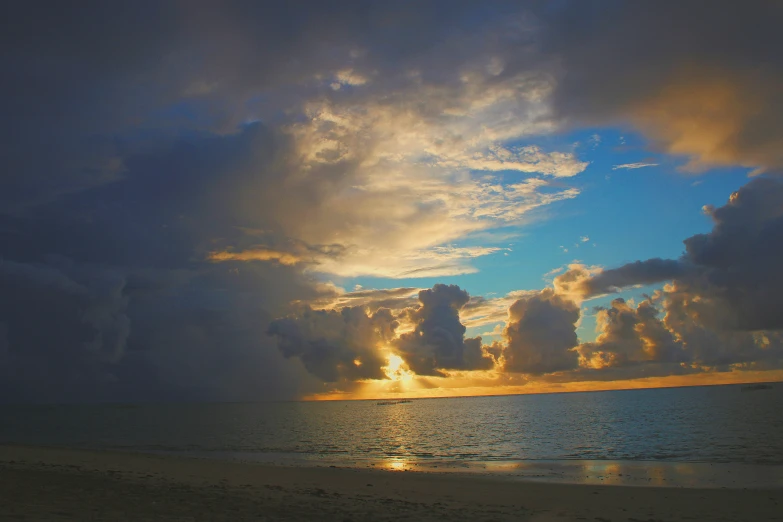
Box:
[541,1,783,173]
[551,264,601,303]
[581,178,783,332]
[0,259,130,372]
[310,286,422,312]
[612,163,658,170]
[577,297,688,369]
[3,1,781,401]
[452,145,588,177]
[571,177,783,373]
[502,289,580,374]
[394,285,495,375]
[1,1,563,400]
[266,284,496,381]
[279,91,582,277]
[0,123,333,402]
[460,289,539,330]
[208,248,304,265]
[661,281,783,369]
[1,1,595,281]
[268,306,396,382]
[583,259,688,298]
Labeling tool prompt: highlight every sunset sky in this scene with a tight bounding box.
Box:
[2,1,782,402]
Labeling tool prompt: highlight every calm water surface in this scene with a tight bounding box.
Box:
[2,384,782,467]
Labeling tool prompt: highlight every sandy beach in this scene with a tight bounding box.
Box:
[0,446,781,521]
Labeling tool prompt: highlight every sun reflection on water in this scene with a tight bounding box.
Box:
[386,459,408,471]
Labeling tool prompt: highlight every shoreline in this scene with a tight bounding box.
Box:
[6,443,783,489]
[1,445,781,521]
[135,450,783,489]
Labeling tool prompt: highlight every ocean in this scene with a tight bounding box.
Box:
[3,383,782,487]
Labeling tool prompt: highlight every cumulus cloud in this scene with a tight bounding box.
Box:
[551,264,601,303]
[394,285,495,375]
[502,289,580,375]
[581,178,783,332]
[680,178,783,331]
[577,297,688,369]
[266,284,496,381]
[570,177,783,374]
[0,123,331,402]
[661,282,783,369]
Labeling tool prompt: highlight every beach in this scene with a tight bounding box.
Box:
[1,446,781,521]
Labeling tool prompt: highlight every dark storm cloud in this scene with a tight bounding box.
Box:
[0,0,521,213]
[0,256,326,403]
[267,306,395,382]
[0,121,333,402]
[0,259,129,363]
[0,258,128,401]
[539,0,783,172]
[393,285,495,376]
[502,289,580,375]
[123,263,325,402]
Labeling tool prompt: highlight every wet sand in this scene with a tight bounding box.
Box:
[1,445,781,521]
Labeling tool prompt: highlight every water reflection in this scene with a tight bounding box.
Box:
[384,459,409,471]
[4,384,783,489]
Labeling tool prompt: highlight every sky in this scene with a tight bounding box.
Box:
[1,1,783,403]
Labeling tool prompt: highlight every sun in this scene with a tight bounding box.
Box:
[383,354,414,383]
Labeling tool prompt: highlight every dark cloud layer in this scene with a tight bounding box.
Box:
[268,306,395,382]
[541,0,783,172]
[0,122,328,402]
[0,0,520,213]
[0,257,323,403]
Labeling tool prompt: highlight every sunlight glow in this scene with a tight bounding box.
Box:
[383,354,415,383]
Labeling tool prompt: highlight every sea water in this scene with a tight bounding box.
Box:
[3,383,782,487]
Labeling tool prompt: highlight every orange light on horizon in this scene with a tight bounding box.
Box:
[303,368,783,402]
